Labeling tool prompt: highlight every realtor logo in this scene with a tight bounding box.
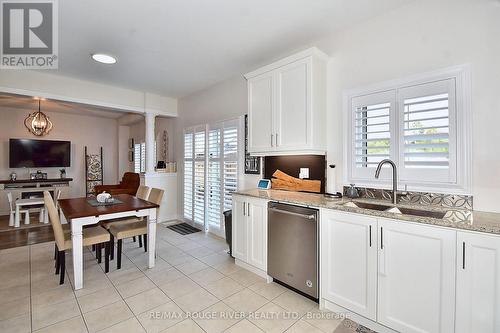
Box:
[1,0,58,69]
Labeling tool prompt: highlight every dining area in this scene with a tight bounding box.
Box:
[45,185,163,290]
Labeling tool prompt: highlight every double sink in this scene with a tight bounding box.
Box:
[341,201,447,219]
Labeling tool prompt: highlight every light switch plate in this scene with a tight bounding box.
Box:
[299,168,309,179]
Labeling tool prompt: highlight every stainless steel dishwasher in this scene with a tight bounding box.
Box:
[268,202,319,299]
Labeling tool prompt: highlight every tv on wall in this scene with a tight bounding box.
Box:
[9,139,71,168]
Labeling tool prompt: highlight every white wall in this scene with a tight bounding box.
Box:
[118,125,131,177]
[0,107,119,214]
[175,76,261,217]
[126,116,177,172]
[175,0,500,213]
[315,0,500,212]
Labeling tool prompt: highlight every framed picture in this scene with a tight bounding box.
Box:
[128,138,134,149]
[128,151,134,162]
[244,114,261,174]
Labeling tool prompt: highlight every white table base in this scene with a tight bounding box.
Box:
[70,207,157,290]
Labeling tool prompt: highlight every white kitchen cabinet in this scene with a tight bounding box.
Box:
[456,231,500,333]
[245,47,327,155]
[248,72,275,153]
[232,197,248,262]
[232,195,268,272]
[377,218,456,333]
[321,210,377,320]
[246,198,268,270]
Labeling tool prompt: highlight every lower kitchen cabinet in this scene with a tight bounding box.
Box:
[321,210,377,320]
[456,231,500,333]
[232,195,268,272]
[377,218,456,333]
[232,197,248,261]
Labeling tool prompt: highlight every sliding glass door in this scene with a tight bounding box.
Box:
[183,119,240,236]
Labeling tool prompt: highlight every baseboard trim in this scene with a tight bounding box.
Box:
[321,299,397,333]
[235,259,268,279]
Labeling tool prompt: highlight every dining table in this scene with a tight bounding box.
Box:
[58,194,159,290]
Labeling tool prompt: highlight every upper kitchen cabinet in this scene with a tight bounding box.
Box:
[245,48,328,155]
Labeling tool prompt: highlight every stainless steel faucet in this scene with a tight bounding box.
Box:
[375,159,398,204]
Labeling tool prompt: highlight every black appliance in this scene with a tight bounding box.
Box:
[9,139,71,168]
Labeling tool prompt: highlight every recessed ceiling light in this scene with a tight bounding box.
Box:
[91,53,117,64]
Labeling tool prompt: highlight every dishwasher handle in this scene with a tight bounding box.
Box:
[268,207,316,220]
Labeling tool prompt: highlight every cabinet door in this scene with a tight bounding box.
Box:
[321,211,377,320]
[232,197,247,261]
[275,57,311,150]
[248,73,275,153]
[456,232,500,333]
[378,219,456,333]
[246,198,268,271]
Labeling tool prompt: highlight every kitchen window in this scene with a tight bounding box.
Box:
[345,66,471,193]
[184,118,240,236]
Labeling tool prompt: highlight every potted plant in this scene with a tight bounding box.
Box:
[59,168,66,179]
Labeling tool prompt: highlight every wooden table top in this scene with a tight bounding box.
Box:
[58,194,159,220]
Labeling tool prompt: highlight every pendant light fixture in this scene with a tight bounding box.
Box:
[24,99,53,136]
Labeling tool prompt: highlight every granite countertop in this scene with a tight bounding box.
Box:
[234,189,500,236]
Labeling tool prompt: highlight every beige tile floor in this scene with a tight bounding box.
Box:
[0,223,374,333]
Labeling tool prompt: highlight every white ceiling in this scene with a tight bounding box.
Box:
[55,0,412,98]
[0,93,130,119]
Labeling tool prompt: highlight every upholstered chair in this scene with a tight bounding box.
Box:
[94,172,140,195]
[109,188,164,269]
[44,191,112,284]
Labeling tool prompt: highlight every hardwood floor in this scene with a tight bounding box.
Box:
[0,214,54,250]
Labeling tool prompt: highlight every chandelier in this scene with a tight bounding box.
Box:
[24,99,53,136]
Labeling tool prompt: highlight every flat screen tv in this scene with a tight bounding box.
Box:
[9,139,71,168]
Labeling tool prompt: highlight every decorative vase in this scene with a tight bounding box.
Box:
[96,191,111,203]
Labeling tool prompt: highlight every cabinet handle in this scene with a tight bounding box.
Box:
[380,227,383,249]
[369,225,372,247]
[462,242,466,269]
[271,134,274,147]
[247,203,250,217]
[276,133,279,147]
[243,202,246,216]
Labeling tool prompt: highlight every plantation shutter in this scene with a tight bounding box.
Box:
[183,118,240,236]
[398,79,456,183]
[134,143,141,173]
[183,131,193,220]
[207,125,222,232]
[351,90,396,180]
[193,127,206,227]
[140,143,146,173]
[223,121,238,212]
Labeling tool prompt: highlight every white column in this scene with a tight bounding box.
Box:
[145,112,156,174]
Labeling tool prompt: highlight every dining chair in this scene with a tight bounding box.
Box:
[7,192,29,226]
[102,185,150,259]
[109,188,164,269]
[44,191,112,284]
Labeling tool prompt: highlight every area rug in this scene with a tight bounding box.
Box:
[167,222,201,235]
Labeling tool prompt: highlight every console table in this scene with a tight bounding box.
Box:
[0,178,73,190]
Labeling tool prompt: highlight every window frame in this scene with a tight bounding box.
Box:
[343,65,472,194]
[183,117,242,237]
[134,141,157,174]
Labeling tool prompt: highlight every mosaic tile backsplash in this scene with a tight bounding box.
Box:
[343,186,473,210]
